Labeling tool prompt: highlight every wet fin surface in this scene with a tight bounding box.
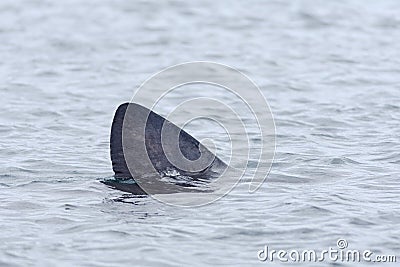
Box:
[108,102,227,194]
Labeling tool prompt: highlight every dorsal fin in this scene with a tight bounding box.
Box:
[110,102,227,181]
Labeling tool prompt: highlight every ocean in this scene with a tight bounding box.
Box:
[0,0,399,266]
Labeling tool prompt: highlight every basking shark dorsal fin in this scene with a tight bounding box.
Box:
[110,103,227,190]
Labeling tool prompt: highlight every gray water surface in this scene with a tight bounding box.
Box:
[1,0,399,266]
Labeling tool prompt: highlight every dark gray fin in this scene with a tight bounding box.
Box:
[109,102,227,193]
